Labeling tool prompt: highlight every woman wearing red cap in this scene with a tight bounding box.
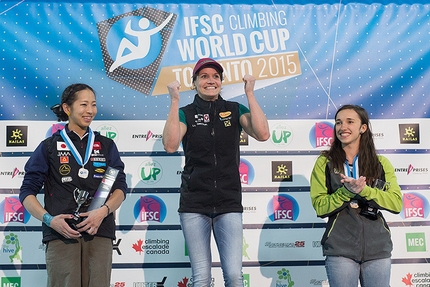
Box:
[163,58,270,287]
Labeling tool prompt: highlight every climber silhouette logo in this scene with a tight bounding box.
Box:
[97,7,176,94]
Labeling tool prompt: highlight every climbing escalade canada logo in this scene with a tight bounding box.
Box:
[97,7,177,94]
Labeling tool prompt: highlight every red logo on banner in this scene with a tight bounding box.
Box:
[315,122,333,148]
[4,197,25,223]
[403,193,425,218]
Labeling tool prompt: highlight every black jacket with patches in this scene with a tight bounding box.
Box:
[179,94,243,214]
[20,126,127,243]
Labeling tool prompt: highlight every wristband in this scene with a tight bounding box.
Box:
[101,203,111,217]
[42,212,54,227]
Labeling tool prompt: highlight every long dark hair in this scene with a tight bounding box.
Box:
[322,104,381,184]
[50,83,95,122]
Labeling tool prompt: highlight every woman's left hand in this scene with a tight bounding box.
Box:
[341,174,367,194]
[75,207,107,235]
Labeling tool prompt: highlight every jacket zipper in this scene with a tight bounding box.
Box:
[211,102,218,213]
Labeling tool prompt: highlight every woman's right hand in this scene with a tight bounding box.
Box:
[167,80,181,101]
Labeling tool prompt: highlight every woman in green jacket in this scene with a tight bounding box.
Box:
[310,105,402,287]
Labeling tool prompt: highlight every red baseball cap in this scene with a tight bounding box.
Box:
[192,58,224,77]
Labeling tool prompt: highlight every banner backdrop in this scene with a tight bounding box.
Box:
[1,1,429,287]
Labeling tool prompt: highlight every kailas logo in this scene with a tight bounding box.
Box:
[6,126,27,147]
[134,195,167,223]
[97,7,176,94]
[309,121,333,148]
[399,123,420,144]
[239,131,249,146]
[271,161,292,182]
[267,194,299,222]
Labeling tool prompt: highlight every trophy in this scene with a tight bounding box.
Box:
[66,188,89,230]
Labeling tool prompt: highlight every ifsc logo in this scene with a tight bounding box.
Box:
[97,7,176,94]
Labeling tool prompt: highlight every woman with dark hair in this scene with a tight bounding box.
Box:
[310,104,402,287]
[20,83,127,287]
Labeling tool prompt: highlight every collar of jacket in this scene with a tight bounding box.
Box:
[193,94,225,109]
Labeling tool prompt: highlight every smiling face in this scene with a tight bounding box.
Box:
[62,88,97,136]
[335,108,367,149]
[194,67,222,101]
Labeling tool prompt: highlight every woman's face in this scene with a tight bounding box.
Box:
[63,88,97,134]
[194,67,222,101]
[335,108,367,148]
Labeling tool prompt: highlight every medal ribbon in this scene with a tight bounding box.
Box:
[60,127,95,168]
[344,155,359,179]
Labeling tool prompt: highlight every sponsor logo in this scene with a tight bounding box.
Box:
[133,277,167,287]
[394,164,428,175]
[270,123,293,146]
[399,123,420,144]
[239,131,249,146]
[401,192,429,219]
[95,124,118,142]
[46,123,66,137]
[2,233,23,263]
[59,164,71,176]
[0,197,30,224]
[243,274,250,287]
[272,161,292,182]
[0,168,25,179]
[134,195,167,223]
[276,268,295,287]
[97,7,176,94]
[6,126,27,147]
[402,272,430,286]
[61,176,73,183]
[406,233,426,252]
[240,158,255,185]
[139,159,163,184]
[132,238,170,255]
[1,277,21,287]
[132,130,162,141]
[267,194,299,221]
[309,121,333,148]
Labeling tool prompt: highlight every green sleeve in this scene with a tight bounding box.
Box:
[310,155,356,218]
[239,103,250,116]
[358,155,403,214]
[179,109,186,125]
